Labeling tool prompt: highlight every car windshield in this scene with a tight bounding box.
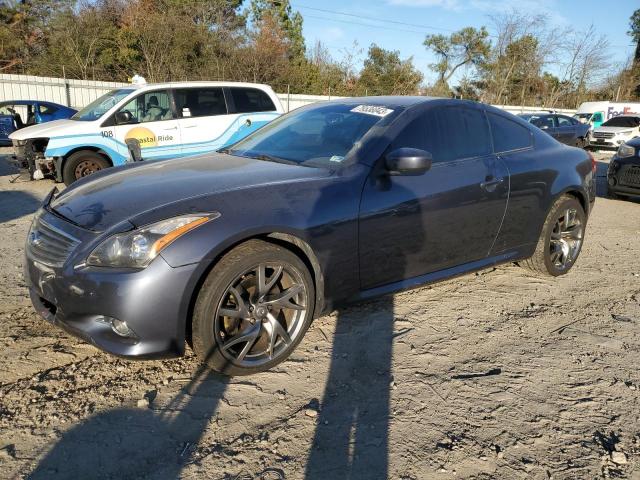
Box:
[602,116,640,128]
[71,89,134,121]
[224,103,400,168]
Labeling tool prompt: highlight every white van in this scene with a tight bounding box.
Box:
[575,101,640,129]
[9,81,284,185]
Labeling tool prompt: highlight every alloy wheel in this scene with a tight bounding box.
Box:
[214,263,308,367]
[549,208,583,270]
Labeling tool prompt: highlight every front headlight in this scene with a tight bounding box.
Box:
[616,144,636,158]
[616,130,632,137]
[86,214,218,268]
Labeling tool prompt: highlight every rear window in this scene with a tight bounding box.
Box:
[602,116,640,128]
[488,112,533,153]
[229,88,276,113]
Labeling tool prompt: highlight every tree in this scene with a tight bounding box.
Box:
[629,8,640,97]
[358,44,423,96]
[423,27,490,95]
[250,0,304,60]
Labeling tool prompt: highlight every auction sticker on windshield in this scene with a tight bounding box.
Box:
[351,105,394,117]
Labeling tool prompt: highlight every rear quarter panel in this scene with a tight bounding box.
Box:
[492,137,593,256]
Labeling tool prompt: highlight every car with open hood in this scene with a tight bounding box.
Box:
[24,97,596,376]
[9,81,283,184]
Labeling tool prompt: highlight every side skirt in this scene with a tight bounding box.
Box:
[352,249,530,303]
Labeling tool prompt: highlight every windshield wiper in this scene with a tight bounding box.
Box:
[251,154,299,166]
[218,147,233,155]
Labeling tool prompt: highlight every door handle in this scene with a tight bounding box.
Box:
[183,125,197,129]
[480,176,503,191]
[163,126,178,130]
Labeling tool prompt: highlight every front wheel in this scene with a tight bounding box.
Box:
[62,150,110,185]
[523,195,586,276]
[192,239,315,376]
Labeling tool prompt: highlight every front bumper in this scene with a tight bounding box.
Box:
[607,157,640,197]
[24,209,200,359]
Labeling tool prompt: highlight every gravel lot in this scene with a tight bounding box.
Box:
[1,148,639,480]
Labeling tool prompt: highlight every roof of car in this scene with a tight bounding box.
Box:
[324,96,440,108]
[122,81,276,91]
[0,100,70,107]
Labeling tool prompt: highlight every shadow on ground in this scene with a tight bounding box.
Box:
[30,361,229,479]
[305,298,395,479]
[0,190,42,224]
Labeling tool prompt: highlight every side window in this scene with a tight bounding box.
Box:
[38,104,58,115]
[392,107,491,163]
[229,88,276,113]
[487,112,533,153]
[118,90,173,124]
[174,88,227,118]
[593,112,603,123]
[557,115,573,127]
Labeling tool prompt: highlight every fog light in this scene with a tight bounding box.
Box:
[97,315,137,338]
[111,318,135,337]
[609,177,617,186]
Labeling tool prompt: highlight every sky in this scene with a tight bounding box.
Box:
[294,0,638,84]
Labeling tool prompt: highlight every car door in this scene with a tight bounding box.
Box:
[485,112,543,254]
[174,87,234,156]
[555,115,577,145]
[223,87,280,145]
[358,104,509,290]
[110,89,182,163]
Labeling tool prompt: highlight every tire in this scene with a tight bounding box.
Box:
[62,150,110,186]
[192,239,315,376]
[523,195,586,277]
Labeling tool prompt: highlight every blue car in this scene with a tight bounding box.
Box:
[0,100,76,146]
[25,97,595,375]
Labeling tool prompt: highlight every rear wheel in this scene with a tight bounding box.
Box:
[523,195,586,276]
[192,239,315,376]
[62,150,110,185]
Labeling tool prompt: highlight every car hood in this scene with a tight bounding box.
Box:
[50,153,331,231]
[8,119,84,140]
[594,126,638,134]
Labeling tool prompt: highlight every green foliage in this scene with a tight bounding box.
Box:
[250,0,305,59]
[358,44,423,95]
[423,26,490,94]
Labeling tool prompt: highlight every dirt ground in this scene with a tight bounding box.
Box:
[0,148,639,480]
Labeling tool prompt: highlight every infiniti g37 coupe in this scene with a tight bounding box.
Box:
[24,97,596,375]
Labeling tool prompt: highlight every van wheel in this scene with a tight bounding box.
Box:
[192,239,315,376]
[62,151,109,185]
[523,195,586,276]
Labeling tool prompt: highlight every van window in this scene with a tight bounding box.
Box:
[174,88,227,118]
[392,106,491,163]
[118,90,173,123]
[229,88,276,113]
[487,112,533,153]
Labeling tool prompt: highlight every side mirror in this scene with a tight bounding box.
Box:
[385,148,432,175]
[115,110,133,125]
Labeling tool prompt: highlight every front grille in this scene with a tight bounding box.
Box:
[26,214,80,268]
[620,166,640,187]
[593,131,615,139]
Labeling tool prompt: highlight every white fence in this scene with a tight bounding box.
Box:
[0,73,576,115]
